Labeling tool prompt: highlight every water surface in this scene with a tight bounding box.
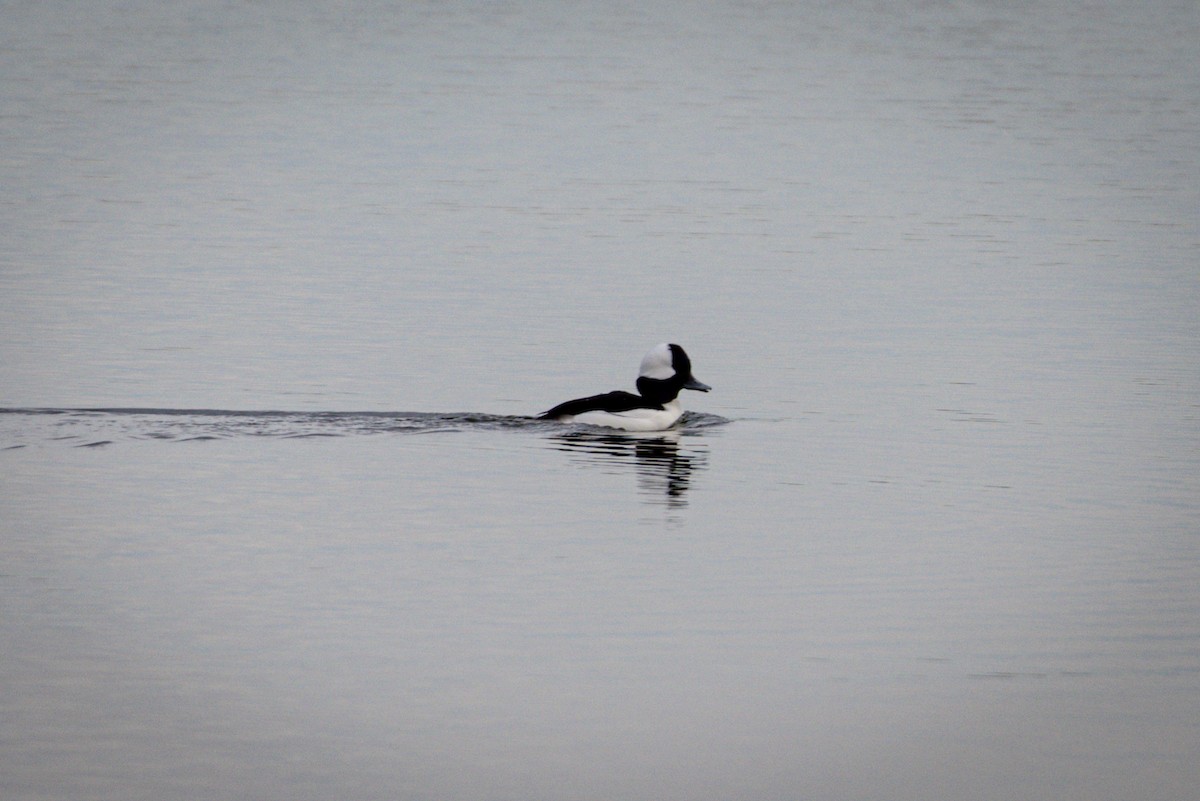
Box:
[2,2,1198,800]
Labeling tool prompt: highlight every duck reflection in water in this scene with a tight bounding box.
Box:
[546,428,708,508]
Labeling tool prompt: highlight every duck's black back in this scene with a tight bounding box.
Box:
[539,390,659,419]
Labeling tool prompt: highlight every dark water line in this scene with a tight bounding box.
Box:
[0,407,521,419]
[0,407,730,445]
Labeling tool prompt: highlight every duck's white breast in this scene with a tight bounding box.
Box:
[566,400,683,432]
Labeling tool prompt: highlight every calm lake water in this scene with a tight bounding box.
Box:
[2,1,1198,800]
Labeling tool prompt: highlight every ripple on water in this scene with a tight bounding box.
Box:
[0,407,731,447]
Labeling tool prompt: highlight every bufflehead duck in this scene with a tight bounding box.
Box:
[538,343,711,432]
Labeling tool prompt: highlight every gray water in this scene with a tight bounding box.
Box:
[2,1,1198,799]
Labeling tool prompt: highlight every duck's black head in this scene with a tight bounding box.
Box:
[634,343,711,405]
